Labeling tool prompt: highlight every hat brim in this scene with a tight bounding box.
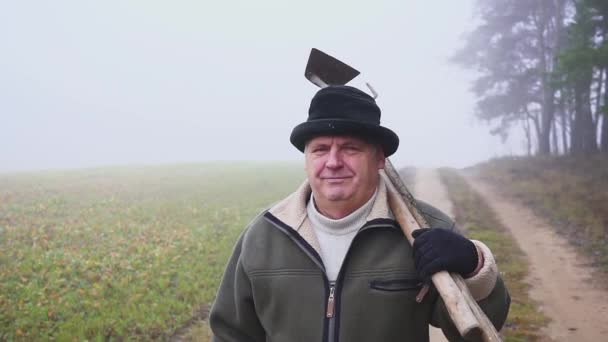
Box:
[290,119,399,157]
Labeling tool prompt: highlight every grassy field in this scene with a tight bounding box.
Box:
[474,155,608,275]
[0,162,304,340]
[439,168,549,342]
[0,162,568,341]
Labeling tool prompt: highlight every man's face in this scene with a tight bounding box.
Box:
[305,135,385,214]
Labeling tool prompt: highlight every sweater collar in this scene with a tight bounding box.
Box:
[269,176,394,231]
[307,188,378,236]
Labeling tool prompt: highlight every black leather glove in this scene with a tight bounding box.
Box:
[412,228,479,282]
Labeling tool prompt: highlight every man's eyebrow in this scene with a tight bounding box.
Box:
[308,142,330,148]
[338,140,363,147]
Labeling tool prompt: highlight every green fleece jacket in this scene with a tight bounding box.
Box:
[209,178,510,342]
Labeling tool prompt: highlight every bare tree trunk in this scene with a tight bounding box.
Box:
[572,75,598,154]
[600,17,608,153]
[558,90,570,154]
[572,85,584,154]
[592,69,605,149]
[583,82,599,154]
[594,70,605,126]
[523,115,532,156]
[602,114,608,153]
[527,109,542,154]
[553,0,569,155]
[562,110,570,154]
[602,68,608,153]
[568,94,574,154]
[536,4,555,155]
[552,115,560,154]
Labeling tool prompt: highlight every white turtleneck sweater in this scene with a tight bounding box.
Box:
[307,190,378,281]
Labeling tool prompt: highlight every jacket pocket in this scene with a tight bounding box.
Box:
[369,278,422,292]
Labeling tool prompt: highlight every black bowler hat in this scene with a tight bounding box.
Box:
[290,85,399,156]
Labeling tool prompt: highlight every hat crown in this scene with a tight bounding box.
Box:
[290,85,399,156]
[308,85,381,124]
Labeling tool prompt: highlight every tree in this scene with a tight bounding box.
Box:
[586,0,608,153]
[553,0,607,154]
[453,0,570,155]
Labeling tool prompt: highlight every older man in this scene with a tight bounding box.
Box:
[209,86,510,341]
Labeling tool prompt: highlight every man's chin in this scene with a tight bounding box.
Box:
[322,189,351,202]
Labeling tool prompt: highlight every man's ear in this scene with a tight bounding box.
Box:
[377,157,386,170]
[376,147,386,169]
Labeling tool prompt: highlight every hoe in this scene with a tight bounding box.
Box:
[304,48,502,342]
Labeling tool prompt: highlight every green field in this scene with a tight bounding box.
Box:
[0,162,304,340]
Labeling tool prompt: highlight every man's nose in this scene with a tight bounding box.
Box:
[325,147,343,169]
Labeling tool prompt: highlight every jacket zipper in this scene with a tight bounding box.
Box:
[326,285,336,317]
[264,213,332,341]
[326,282,337,342]
[325,223,398,342]
[265,213,399,342]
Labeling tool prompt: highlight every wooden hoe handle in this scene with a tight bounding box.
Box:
[381,159,502,342]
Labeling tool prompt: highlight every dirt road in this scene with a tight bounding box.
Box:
[464,174,608,341]
[412,168,452,342]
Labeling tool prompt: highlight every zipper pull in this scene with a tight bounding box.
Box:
[416,283,430,303]
[326,286,336,318]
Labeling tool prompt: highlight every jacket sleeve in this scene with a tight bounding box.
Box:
[209,232,266,342]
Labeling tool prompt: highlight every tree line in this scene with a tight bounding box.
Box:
[453,0,608,156]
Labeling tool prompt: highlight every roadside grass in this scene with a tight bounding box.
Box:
[0,162,304,340]
[438,168,549,342]
[475,155,608,276]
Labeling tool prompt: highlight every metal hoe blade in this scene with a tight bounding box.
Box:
[304,48,360,88]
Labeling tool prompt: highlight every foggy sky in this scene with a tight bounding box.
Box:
[0,1,523,172]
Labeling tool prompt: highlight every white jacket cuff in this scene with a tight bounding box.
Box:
[464,240,498,301]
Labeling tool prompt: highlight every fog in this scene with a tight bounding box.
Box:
[1,0,523,172]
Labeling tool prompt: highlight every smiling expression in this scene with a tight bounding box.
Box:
[305,135,385,218]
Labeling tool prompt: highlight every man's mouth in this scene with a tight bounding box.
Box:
[322,176,352,183]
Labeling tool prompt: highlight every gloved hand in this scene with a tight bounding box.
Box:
[412,228,479,282]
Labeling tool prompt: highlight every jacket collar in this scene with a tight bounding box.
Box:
[268,176,395,254]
